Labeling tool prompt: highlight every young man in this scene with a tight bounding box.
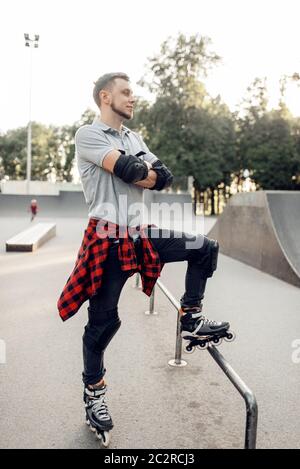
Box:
[57,72,231,443]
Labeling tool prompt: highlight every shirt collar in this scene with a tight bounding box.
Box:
[93,118,131,135]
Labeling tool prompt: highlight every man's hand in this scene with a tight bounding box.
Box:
[134,165,158,189]
[144,161,152,171]
[148,159,173,191]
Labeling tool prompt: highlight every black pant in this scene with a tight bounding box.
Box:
[82,228,212,386]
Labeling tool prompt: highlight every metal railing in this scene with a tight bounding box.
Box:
[134,273,258,449]
[207,344,258,449]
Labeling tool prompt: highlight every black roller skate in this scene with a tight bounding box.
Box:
[180,306,235,353]
[84,382,113,447]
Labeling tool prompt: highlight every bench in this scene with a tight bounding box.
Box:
[6,223,56,252]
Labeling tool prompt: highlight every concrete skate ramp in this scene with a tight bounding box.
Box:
[208,191,300,287]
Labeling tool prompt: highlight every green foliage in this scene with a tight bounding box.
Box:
[242,112,299,189]
[236,78,300,190]
[0,108,96,183]
[0,123,55,181]
[0,127,27,179]
[134,32,236,193]
[138,32,221,106]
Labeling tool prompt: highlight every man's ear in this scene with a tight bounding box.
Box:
[100,89,111,104]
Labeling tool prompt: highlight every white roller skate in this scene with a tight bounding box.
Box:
[84,382,113,447]
[180,306,235,353]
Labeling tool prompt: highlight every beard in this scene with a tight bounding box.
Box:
[111,101,132,120]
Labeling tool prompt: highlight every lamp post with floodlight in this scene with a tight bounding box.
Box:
[24,33,39,194]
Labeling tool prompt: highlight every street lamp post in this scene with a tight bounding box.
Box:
[24,33,39,195]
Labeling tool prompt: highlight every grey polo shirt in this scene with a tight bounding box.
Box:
[75,118,158,229]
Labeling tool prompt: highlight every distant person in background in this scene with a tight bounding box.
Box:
[29,199,38,222]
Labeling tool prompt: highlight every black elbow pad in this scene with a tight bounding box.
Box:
[114,153,149,183]
[149,159,173,191]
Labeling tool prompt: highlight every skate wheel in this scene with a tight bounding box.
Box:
[97,430,110,447]
[89,424,96,433]
[102,431,111,448]
[184,344,195,354]
[197,341,208,350]
[212,337,222,345]
[86,418,96,432]
[224,331,236,342]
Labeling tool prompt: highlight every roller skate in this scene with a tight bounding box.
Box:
[84,381,113,447]
[180,306,235,353]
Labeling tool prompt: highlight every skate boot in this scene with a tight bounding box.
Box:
[84,381,113,447]
[180,306,235,353]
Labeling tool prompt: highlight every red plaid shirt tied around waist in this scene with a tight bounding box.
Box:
[57,218,163,321]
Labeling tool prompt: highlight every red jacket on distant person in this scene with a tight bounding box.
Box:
[30,199,38,215]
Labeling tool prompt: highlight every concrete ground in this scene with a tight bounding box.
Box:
[0,214,300,449]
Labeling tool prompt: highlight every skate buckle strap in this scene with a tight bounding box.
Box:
[194,318,204,335]
[191,311,202,319]
[85,386,105,397]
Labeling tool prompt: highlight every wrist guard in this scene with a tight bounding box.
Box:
[149,159,173,191]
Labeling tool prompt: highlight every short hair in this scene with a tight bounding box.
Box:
[93,72,130,108]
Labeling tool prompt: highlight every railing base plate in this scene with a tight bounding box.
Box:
[168,359,187,367]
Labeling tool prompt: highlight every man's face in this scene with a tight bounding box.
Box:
[109,78,135,120]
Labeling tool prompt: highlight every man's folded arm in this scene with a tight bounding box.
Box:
[102,149,122,173]
[102,150,150,184]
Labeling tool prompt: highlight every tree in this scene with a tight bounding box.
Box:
[45,108,97,182]
[237,77,300,190]
[135,33,236,213]
[0,123,57,181]
[0,127,27,180]
[139,32,221,107]
[245,112,299,189]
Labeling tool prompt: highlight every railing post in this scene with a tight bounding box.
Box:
[154,280,187,367]
[133,273,141,289]
[145,285,158,315]
[168,308,187,367]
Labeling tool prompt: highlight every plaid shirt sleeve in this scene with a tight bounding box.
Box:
[57,225,110,321]
[57,220,164,321]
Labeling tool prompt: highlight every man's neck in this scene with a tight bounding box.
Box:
[99,115,123,133]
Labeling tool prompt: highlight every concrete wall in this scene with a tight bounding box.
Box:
[1,179,193,196]
[0,192,88,218]
[0,191,193,219]
[144,190,192,206]
[0,180,83,195]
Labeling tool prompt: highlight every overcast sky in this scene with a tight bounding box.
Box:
[1,0,300,133]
